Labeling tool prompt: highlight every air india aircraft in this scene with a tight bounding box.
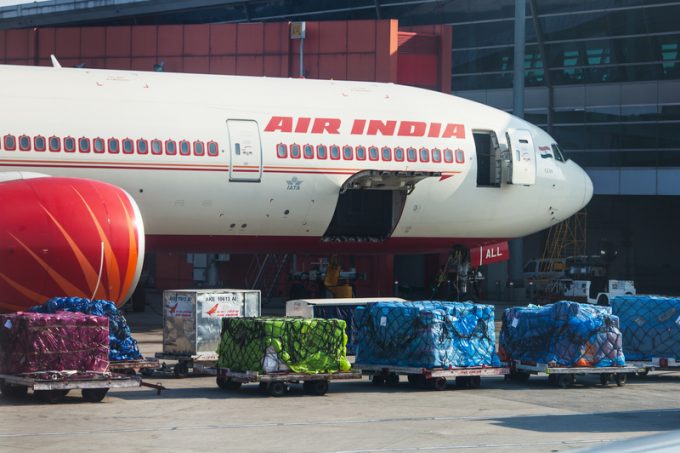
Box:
[0,63,593,312]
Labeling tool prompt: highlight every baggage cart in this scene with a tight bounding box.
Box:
[0,370,142,403]
[357,364,509,391]
[507,360,638,388]
[216,367,361,397]
[628,357,680,376]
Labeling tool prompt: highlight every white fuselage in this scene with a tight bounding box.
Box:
[0,65,592,250]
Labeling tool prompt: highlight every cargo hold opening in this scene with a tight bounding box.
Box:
[323,170,439,242]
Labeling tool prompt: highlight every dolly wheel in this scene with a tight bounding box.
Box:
[371,375,385,386]
[35,389,69,404]
[386,373,399,386]
[469,376,481,389]
[430,377,447,391]
[173,362,189,378]
[510,371,530,383]
[268,381,287,397]
[600,373,611,387]
[557,374,574,389]
[0,382,28,399]
[308,380,329,396]
[455,376,469,388]
[615,374,627,387]
[82,388,109,403]
[217,377,241,391]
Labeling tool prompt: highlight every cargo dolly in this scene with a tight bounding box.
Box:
[216,367,362,397]
[109,358,160,376]
[154,352,218,377]
[0,370,142,403]
[507,360,638,388]
[628,357,680,376]
[357,364,509,391]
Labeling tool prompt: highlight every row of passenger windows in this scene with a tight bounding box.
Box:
[276,143,465,164]
[0,134,220,157]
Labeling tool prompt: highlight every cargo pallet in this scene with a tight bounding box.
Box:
[0,370,142,403]
[216,367,362,397]
[507,360,639,388]
[356,364,509,391]
[629,358,680,376]
[154,352,218,377]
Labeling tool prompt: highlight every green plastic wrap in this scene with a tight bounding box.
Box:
[217,317,351,374]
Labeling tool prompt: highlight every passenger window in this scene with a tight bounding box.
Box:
[444,148,454,163]
[19,135,31,151]
[3,135,15,150]
[165,140,177,155]
[64,137,76,152]
[108,138,120,154]
[179,140,190,156]
[368,146,379,161]
[290,144,301,158]
[78,137,90,153]
[303,144,314,159]
[394,147,404,161]
[317,145,327,159]
[276,143,287,158]
[93,138,105,153]
[455,149,465,163]
[207,141,219,156]
[356,146,366,160]
[407,147,417,162]
[151,139,163,155]
[137,139,148,154]
[419,148,429,162]
[330,145,340,160]
[34,136,46,152]
[122,139,134,154]
[343,145,353,160]
[49,136,61,152]
[431,148,442,162]
[382,147,392,161]
[193,141,204,156]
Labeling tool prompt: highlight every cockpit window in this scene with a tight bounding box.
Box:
[552,144,568,162]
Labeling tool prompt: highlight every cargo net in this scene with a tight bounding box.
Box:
[499,301,625,367]
[314,305,359,355]
[612,295,680,361]
[31,297,143,361]
[217,317,351,374]
[0,311,109,374]
[354,301,500,369]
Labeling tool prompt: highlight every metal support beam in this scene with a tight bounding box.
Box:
[374,0,382,19]
[528,0,554,134]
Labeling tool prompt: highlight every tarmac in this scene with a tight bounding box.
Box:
[1,294,679,452]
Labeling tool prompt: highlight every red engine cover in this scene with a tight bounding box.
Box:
[0,176,145,313]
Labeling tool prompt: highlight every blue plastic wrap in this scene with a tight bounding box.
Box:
[354,301,500,368]
[31,297,143,361]
[499,301,625,367]
[612,295,680,361]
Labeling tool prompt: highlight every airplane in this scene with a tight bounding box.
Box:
[0,63,593,313]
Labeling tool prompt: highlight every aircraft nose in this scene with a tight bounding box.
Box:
[582,169,594,208]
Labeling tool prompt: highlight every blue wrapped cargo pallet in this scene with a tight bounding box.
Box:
[354,301,500,368]
[499,301,625,367]
[611,295,680,361]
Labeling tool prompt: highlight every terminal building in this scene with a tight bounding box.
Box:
[1,0,678,296]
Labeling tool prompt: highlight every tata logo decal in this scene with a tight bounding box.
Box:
[264,116,465,139]
[287,177,303,191]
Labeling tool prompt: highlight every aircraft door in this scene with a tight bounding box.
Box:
[506,129,536,185]
[227,119,262,182]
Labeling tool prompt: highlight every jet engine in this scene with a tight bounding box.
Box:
[0,175,145,313]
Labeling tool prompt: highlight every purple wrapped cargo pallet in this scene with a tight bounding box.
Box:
[0,312,109,374]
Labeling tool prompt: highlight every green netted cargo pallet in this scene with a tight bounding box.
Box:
[217,317,351,374]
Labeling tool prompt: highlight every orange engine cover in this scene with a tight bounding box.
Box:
[0,176,145,313]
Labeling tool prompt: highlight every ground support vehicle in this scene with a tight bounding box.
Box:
[0,370,142,403]
[507,360,638,388]
[216,367,361,397]
[629,357,680,376]
[357,364,509,391]
[154,352,217,377]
